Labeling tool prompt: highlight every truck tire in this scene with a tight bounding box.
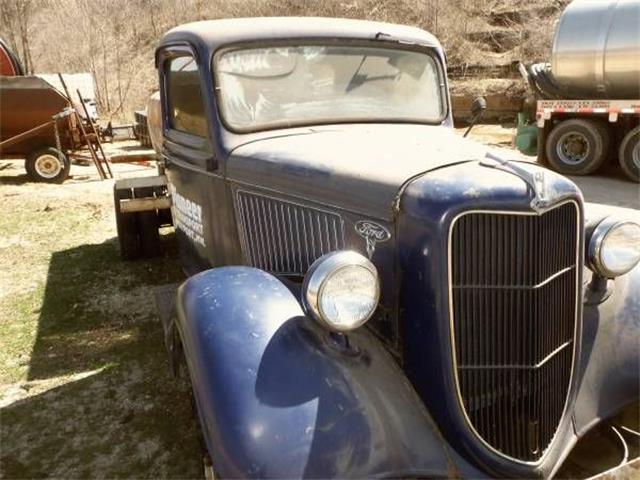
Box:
[173,331,219,480]
[139,211,161,257]
[25,148,71,184]
[545,119,610,175]
[203,460,216,480]
[114,187,141,260]
[136,187,161,258]
[618,126,640,182]
[155,185,173,227]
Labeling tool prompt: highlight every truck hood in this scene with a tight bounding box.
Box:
[226,124,493,220]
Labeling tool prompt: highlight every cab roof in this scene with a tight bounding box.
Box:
[158,17,442,56]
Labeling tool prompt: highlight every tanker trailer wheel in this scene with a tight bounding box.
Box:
[545,119,610,175]
[25,147,70,184]
[618,126,640,182]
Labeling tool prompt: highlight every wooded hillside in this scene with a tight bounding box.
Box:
[1,0,569,120]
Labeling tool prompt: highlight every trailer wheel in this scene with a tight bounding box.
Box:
[25,148,70,184]
[545,119,610,175]
[618,126,640,182]
[114,187,141,260]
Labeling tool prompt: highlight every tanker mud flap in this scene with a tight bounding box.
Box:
[174,266,481,479]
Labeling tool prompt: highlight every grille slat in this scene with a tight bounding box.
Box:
[236,191,345,274]
[451,202,578,462]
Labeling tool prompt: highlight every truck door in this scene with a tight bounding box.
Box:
[160,49,235,274]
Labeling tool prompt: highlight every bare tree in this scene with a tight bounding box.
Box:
[6,0,567,121]
[0,0,39,74]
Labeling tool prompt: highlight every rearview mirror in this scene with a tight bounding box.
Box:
[464,96,487,138]
[471,96,487,118]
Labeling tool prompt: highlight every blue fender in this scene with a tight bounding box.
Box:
[174,267,481,479]
[574,264,640,435]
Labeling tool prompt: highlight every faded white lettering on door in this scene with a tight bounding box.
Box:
[169,184,206,247]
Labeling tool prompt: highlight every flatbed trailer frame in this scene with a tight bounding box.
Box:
[536,99,640,128]
[535,99,640,181]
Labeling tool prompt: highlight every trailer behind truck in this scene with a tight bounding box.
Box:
[520,0,639,182]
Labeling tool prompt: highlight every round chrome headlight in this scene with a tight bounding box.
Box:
[588,218,640,278]
[302,251,380,332]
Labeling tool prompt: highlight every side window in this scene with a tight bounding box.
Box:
[166,55,208,138]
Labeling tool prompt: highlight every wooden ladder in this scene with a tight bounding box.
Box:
[57,74,113,180]
[75,89,113,180]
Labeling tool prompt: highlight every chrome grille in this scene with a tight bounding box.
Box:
[236,191,345,274]
[450,202,579,462]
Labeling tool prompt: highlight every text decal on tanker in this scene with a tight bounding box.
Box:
[169,184,206,247]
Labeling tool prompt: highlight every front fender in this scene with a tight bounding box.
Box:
[574,264,640,435]
[175,267,479,479]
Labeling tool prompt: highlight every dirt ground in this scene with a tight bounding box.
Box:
[0,129,638,479]
[0,159,201,479]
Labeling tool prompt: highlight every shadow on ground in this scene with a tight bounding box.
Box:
[557,405,640,478]
[0,173,33,186]
[0,170,95,187]
[1,234,204,479]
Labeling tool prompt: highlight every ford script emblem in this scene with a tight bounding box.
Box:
[355,220,391,258]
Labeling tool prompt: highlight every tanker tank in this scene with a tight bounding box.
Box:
[550,0,640,99]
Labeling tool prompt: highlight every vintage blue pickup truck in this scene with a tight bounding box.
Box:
[113,17,640,479]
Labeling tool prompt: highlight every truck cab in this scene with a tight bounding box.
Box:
[114,17,640,479]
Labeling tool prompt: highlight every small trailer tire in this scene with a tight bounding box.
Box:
[114,187,141,260]
[618,126,640,182]
[545,119,610,175]
[25,148,71,184]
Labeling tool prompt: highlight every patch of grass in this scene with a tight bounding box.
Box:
[0,289,43,383]
[0,174,202,478]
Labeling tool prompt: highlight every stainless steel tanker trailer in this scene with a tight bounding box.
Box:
[520,0,640,182]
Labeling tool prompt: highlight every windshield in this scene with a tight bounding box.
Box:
[215,44,445,131]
